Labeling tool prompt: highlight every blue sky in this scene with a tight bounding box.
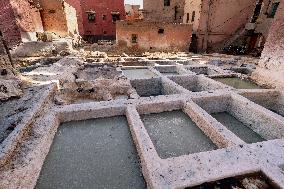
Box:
[124,0,143,7]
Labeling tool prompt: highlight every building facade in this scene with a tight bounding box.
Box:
[183,0,259,52]
[143,0,185,23]
[116,21,192,51]
[183,0,281,54]
[80,0,126,42]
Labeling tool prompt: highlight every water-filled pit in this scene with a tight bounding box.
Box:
[36,116,146,189]
[213,77,262,89]
[122,69,157,79]
[141,110,217,159]
[130,78,180,97]
[170,75,226,92]
[240,92,284,117]
[212,112,265,143]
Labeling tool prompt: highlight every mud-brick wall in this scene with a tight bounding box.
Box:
[39,0,79,37]
[0,0,43,47]
[260,2,284,69]
[39,0,69,37]
[116,21,192,51]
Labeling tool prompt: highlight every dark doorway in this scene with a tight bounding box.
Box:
[189,34,198,53]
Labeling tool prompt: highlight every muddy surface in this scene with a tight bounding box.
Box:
[76,64,121,80]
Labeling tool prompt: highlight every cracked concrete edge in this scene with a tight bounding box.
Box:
[0,83,57,167]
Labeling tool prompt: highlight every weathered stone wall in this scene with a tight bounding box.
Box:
[260,1,284,69]
[0,0,43,47]
[116,21,192,51]
[143,0,185,23]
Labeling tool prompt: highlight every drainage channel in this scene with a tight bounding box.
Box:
[141,110,217,159]
[211,112,265,143]
[213,77,262,89]
[36,116,146,189]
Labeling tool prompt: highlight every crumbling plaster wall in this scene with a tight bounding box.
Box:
[64,2,79,35]
[65,0,84,35]
[143,0,185,23]
[260,1,284,69]
[116,21,192,51]
[0,0,43,47]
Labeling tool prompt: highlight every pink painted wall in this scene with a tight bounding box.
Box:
[80,0,125,38]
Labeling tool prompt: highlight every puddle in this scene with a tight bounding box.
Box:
[188,172,275,189]
[212,112,265,143]
[36,116,146,189]
[123,69,157,79]
[141,111,217,159]
[213,77,262,89]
